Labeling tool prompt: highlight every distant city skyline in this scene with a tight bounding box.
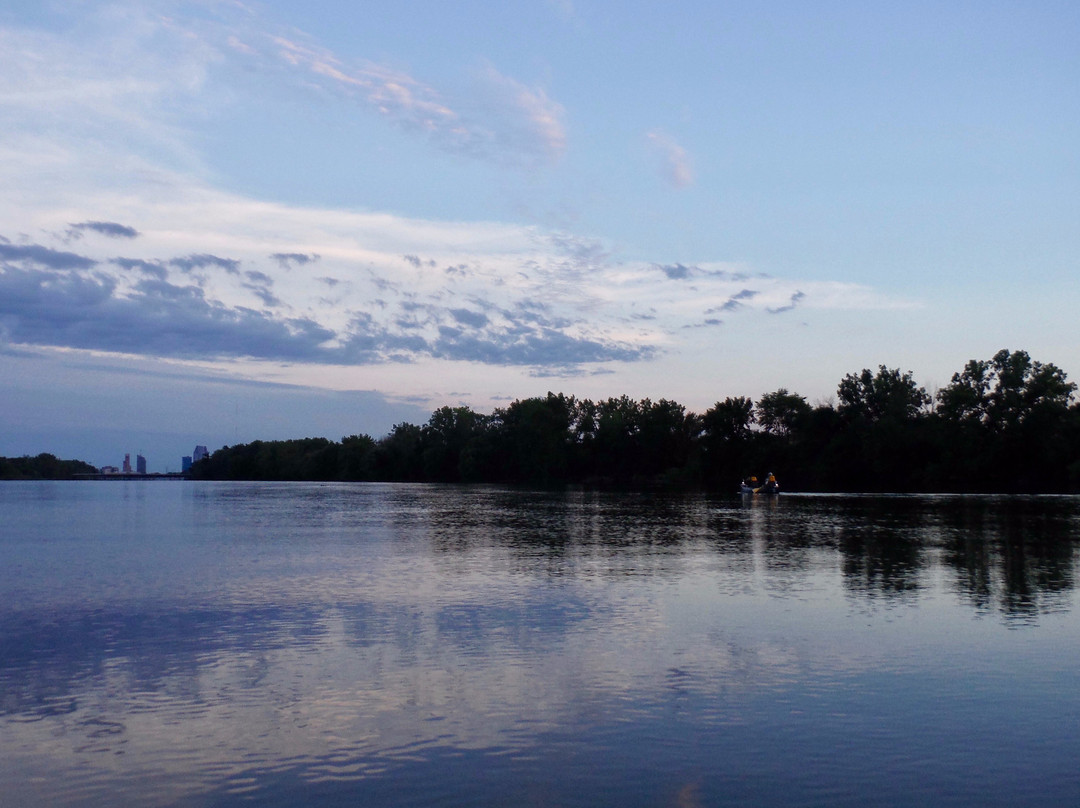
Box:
[2,1,1079,469]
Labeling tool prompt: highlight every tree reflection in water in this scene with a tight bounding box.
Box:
[422,490,1080,620]
[3,484,1080,807]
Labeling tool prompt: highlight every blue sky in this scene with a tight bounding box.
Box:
[1,0,1078,470]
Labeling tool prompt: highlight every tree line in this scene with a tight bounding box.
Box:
[189,348,1080,492]
[0,453,98,480]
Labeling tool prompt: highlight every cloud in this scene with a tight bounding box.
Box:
[66,221,140,240]
[261,35,566,166]
[0,2,933,415]
[0,230,659,369]
[0,265,335,362]
[403,254,439,269]
[430,323,652,366]
[449,308,490,329]
[767,291,806,314]
[271,34,459,129]
[681,317,724,329]
[546,232,609,269]
[0,6,219,192]
[0,1,567,196]
[242,271,281,308]
[0,159,910,378]
[0,343,38,358]
[646,130,694,189]
[0,242,97,271]
[709,289,759,313]
[270,252,320,269]
[112,258,168,279]
[597,259,910,344]
[657,263,692,280]
[170,254,241,275]
[653,261,753,283]
[470,63,567,164]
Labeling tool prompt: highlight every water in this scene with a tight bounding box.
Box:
[2,482,1080,807]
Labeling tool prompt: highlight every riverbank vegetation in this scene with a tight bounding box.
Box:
[190,349,1080,493]
[0,453,98,480]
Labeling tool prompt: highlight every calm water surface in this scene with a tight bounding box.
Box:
[2,482,1080,806]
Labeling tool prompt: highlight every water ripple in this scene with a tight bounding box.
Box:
[3,484,1080,806]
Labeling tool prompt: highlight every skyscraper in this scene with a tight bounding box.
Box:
[182,456,192,473]
[122,453,131,473]
[136,454,146,474]
[193,445,209,463]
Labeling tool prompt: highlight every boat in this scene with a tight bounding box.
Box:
[739,473,779,495]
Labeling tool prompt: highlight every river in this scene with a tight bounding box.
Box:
[2,482,1079,806]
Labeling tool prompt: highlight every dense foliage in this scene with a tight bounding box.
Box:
[190,349,1080,492]
[0,453,98,480]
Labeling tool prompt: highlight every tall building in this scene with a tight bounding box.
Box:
[122,453,132,473]
[182,456,193,473]
[136,454,147,474]
[193,445,209,463]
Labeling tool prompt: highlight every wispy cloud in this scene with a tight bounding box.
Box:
[0,242,97,270]
[66,221,140,240]
[469,63,567,163]
[112,258,167,279]
[0,7,216,181]
[658,263,692,280]
[710,289,759,313]
[646,130,694,189]
[0,2,566,179]
[170,254,241,275]
[269,34,461,134]
[271,252,319,269]
[767,291,806,314]
[258,34,566,165]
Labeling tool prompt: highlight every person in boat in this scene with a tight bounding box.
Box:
[760,473,779,494]
[740,476,758,493]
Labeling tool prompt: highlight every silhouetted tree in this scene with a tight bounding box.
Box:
[935,349,1077,490]
[837,366,930,423]
[756,389,810,436]
[703,396,755,441]
[701,396,755,485]
[637,398,698,482]
[937,349,1075,432]
[830,367,932,491]
[340,434,377,480]
[374,422,424,481]
[488,393,575,484]
[421,406,486,482]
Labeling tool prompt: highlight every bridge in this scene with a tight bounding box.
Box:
[74,472,191,481]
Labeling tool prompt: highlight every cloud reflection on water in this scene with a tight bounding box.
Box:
[2,485,1080,806]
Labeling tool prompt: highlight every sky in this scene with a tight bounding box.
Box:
[1,0,1078,470]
